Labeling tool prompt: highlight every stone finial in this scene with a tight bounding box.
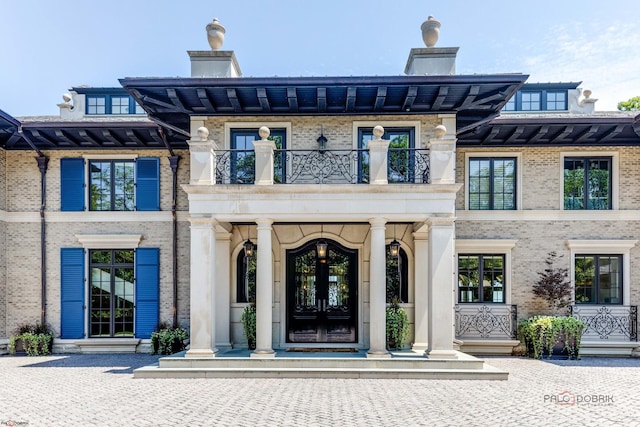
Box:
[259,126,270,140]
[434,124,447,138]
[196,126,210,141]
[206,18,226,50]
[372,125,385,140]
[421,16,441,48]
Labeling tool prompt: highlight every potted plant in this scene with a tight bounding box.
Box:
[386,298,409,350]
[518,315,585,359]
[241,303,256,350]
[150,322,189,355]
[518,252,585,359]
[9,322,54,356]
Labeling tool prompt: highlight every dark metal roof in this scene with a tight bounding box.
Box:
[458,113,640,146]
[120,74,528,135]
[0,118,188,150]
[0,108,20,148]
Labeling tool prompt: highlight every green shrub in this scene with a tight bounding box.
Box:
[386,298,409,350]
[241,304,257,350]
[150,323,189,355]
[518,315,585,359]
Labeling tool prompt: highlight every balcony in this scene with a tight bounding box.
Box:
[214,148,430,185]
[454,304,519,355]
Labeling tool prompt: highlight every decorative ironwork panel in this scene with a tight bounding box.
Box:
[278,149,362,184]
[455,304,517,339]
[388,148,430,184]
[571,305,638,341]
[215,150,255,184]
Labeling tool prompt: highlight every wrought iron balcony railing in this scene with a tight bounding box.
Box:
[455,304,518,340]
[570,305,638,341]
[214,148,430,185]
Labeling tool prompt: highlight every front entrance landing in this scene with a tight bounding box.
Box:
[133,349,508,380]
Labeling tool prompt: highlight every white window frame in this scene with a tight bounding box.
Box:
[455,239,518,304]
[565,239,637,306]
[560,151,619,210]
[464,152,522,211]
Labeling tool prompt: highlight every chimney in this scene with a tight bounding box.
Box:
[188,18,242,78]
[404,16,458,76]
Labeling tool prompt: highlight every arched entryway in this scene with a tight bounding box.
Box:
[286,239,358,343]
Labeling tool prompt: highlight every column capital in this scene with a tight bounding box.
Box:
[368,217,387,228]
[189,216,218,228]
[426,217,455,230]
[255,218,274,228]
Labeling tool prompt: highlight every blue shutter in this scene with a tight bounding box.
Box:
[136,158,159,211]
[135,248,159,338]
[60,248,85,339]
[60,158,85,211]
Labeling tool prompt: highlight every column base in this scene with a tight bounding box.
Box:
[426,349,459,359]
[411,342,429,352]
[184,348,218,359]
[366,349,391,358]
[251,349,276,358]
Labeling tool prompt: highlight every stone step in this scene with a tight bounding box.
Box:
[133,350,508,380]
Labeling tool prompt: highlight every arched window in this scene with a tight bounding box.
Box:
[386,245,408,303]
[236,247,257,303]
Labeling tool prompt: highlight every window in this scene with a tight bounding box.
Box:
[89,160,135,211]
[89,250,135,337]
[60,246,159,340]
[111,96,130,114]
[521,92,541,111]
[503,97,516,111]
[229,128,286,184]
[60,157,159,212]
[87,96,106,115]
[468,157,516,210]
[575,255,622,304]
[386,246,408,303]
[546,91,566,110]
[458,255,505,303]
[86,95,145,115]
[564,157,611,209]
[236,247,257,303]
[358,127,414,183]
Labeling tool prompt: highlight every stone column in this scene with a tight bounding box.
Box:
[428,122,456,185]
[412,229,429,352]
[367,125,390,185]
[253,126,276,186]
[427,218,457,358]
[215,225,232,349]
[185,217,217,358]
[187,129,218,185]
[252,218,275,357]
[367,218,390,357]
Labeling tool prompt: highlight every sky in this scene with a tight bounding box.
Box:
[1,0,639,117]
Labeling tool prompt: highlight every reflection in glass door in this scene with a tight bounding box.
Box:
[287,240,358,343]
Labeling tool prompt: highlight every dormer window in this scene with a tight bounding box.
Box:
[546,91,567,110]
[86,95,145,115]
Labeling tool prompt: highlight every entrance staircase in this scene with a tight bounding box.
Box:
[134,349,508,380]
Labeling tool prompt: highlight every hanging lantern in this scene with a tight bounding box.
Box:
[244,225,254,257]
[389,239,400,258]
[316,240,328,260]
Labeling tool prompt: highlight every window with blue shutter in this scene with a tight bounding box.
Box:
[60,158,85,211]
[60,248,85,339]
[135,158,160,211]
[135,248,160,338]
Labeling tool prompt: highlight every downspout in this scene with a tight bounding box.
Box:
[158,127,180,327]
[18,127,48,325]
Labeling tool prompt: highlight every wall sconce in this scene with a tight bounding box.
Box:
[243,225,254,258]
[317,125,328,153]
[316,224,328,262]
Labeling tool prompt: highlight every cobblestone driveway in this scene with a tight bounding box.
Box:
[1,354,639,426]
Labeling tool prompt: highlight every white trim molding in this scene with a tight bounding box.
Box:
[455,239,518,304]
[565,239,638,306]
[76,234,142,249]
